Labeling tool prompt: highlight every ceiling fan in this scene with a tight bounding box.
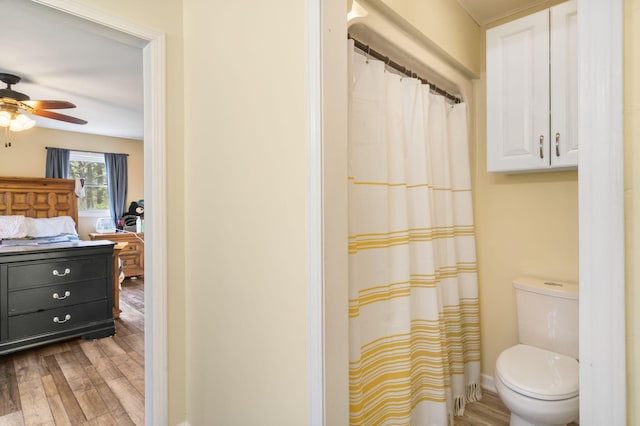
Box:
[0,72,87,132]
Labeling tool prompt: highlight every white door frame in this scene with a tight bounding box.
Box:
[578,0,626,424]
[32,1,167,424]
[307,0,350,424]
[305,0,324,424]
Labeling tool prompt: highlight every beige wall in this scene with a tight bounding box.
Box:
[0,127,143,240]
[473,72,579,377]
[625,0,639,422]
[182,1,308,424]
[67,1,310,423]
[475,6,578,379]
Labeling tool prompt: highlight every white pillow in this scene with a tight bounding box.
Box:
[0,215,28,239]
[25,216,78,238]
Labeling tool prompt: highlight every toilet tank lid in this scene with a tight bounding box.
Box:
[512,276,578,300]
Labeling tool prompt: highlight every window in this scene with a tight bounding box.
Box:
[69,151,110,216]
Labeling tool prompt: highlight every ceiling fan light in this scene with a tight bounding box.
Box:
[26,121,35,130]
[9,113,35,132]
[21,116,35,131]
[0,110,11,127]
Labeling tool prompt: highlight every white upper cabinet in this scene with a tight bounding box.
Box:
[486,0,577,173]
[550,1,578,168]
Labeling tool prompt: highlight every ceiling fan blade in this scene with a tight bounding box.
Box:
[23,100,76,110]
[30,109,87,125]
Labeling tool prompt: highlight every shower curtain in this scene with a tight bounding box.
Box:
[348,40,481,425]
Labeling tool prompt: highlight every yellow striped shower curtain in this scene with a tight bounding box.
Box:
[348,41,481,425]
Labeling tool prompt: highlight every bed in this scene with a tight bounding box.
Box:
[0,176,79,223]
[0,177,116,355]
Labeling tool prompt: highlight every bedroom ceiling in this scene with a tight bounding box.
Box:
[456,0,550,26]
[0,0,145,140]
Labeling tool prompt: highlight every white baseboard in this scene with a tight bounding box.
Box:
[481,373,497,393]
[176,422,191,426]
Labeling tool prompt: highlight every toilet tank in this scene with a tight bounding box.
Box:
[513,276,579,359]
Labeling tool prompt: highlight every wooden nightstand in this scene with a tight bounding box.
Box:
[89,232,144,278]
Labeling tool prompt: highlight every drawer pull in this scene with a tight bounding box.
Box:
[52,268,71,277]
[52,291,71,300]
[53,314,71,324]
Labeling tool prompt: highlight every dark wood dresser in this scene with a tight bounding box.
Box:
[0,240,116,355]
[89,232,144,277]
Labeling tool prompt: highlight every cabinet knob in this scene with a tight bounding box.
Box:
[539,135,544,159]
[555,132,560,157]
[52,291,71,300]
[52,268,71,277]
[53,314,71,324]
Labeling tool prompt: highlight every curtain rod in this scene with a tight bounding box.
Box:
[45,147,129,156]
[348,35,462,104]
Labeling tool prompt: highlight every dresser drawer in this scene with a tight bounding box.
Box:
[7,257,107,290]
[122,241,142,254]
[8,300,110,341]
[120,252,143,270]
[8,279,108,316]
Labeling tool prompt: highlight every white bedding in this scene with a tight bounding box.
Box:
[0,215,78,239]
[0,216,29,239]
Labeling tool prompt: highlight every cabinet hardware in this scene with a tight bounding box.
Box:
[555,132,560,157]
[52,291,71,300]
[52,268,71,277]
[53,314,71,324]
[539,135,544,158]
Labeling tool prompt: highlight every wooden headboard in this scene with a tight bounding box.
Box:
[0,177,78,227]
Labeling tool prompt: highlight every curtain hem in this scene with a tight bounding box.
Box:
[452,382,483,421]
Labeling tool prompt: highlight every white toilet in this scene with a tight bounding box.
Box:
[494,276,579,426]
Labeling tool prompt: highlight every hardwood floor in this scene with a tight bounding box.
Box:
[0,278,144,426]
[455,389,579,426]
[455,390,510,426]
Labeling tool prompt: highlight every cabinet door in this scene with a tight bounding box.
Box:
[550,0,578,168]
[486,9,550,173]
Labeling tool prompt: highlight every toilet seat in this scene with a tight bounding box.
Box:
[496,344,579,401]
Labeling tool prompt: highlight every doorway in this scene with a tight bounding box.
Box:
[314,0,626,423]
[29,0,168,423]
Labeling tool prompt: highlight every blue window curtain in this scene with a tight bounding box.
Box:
[45,148,70,178]
[104,153,128,227]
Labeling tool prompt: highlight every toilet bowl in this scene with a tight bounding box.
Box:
[494,277,580,426]
[495,344,579,426]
